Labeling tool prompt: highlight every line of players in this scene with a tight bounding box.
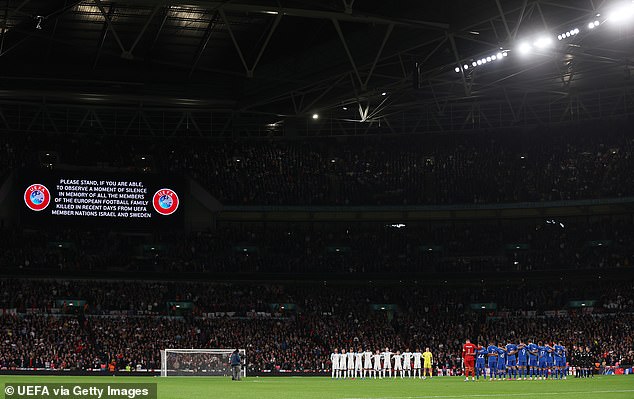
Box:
[462,339,569,381]
[330,348,434,379]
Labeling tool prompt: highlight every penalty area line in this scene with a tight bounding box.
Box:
[342,389,634,399]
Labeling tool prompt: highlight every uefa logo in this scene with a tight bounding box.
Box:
[152,188,179,215]
[24,184,51,211]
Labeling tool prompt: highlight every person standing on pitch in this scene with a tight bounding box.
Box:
[230,349,242,381]
[487,341,499,381]
[423,347,434,379]
[393,351,404,378]
[462,339,477,381]
[413,348,423,378]
[331,348,340,379]
[402,348,412,378]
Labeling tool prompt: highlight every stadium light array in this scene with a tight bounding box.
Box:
[557,28,580,40]
[451,1,631,75]
[453,50,508,73]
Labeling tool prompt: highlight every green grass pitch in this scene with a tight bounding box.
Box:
[1,375,633,399]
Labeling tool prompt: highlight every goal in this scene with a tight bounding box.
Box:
[160,348,247,377]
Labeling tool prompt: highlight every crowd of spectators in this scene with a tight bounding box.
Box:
[1,216,633,274]
[1,123,634,206]
[0,278,632,373]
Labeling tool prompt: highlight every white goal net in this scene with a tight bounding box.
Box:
[160,349,247,377]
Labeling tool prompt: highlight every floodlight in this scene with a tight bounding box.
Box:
[455,67,460,73]
[534,37,553,48]
[608,2,634,22]
[491,55,497,60]
[472,61,477,67]
[589,22,595,29]
[502,52,508,57]
[477,60,482,65]
[496,52,503,59]
[312,113,319,119]
[518,42,532,54]
[486,56,492,62]
[464,64,469,69]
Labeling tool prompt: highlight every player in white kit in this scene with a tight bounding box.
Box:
[382,347,393,378]
[413,348,423,378]
[339,349,347,379]
[331,348,340,379]
[372,349,382,379]
[402,348,413,378]
[354,348,363,378]
[363,349,373,379]
[393,350,404,378]
[347,348,355,378]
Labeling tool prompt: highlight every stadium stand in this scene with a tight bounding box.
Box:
[1,217,633,274]
[0,279,632,374]
[1,125,634,206]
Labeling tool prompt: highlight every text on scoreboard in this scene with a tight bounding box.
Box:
[21,171,183,227]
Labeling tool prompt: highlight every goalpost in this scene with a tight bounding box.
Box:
[160,349,247,377]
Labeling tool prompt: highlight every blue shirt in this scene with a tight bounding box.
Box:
[528,343,538,359]
[230,352,241,366]
[538,346,547,360]
[476,347,487,362]
[545,346,554,361]
[518,346,528,360]
[487,345,499,360]
[497,348,507,363]
[506,343,518,357]
[553,345,565,359]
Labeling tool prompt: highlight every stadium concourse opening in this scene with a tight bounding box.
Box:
[0,0,633,398]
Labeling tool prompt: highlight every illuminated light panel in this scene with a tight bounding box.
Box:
[518,42,532,54]
[608,1,634,23]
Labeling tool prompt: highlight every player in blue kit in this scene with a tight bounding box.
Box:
[527,341,539,380]
[544,343,555,378]
[517,340,528,380]
[475,343,487,380]
[537,341,548,379]
[487,341,498,381]
[497,344,507,380]
[505,342,518,380]
[553,342,566,380]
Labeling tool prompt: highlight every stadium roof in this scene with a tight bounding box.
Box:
[0,0,633,137]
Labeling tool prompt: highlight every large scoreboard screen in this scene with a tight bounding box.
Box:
[19,169,183,229]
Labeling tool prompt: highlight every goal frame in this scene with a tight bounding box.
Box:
[160,348,247,377]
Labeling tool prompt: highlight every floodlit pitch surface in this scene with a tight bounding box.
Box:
[1,375,633,399]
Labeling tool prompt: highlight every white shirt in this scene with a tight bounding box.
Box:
[403,352,412,369]
[372,354,382,369]
[363,351,373,368]
[339,353,347,369]
[393,354,403,369]
[382,351,392,369]
[347,352,355,368]
[331,353,340,369]
[354,352,363,369]
[413,352,422,367]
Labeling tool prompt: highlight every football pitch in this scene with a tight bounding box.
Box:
[1,375,633,399]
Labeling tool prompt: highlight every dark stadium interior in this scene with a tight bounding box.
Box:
[0,0,633,381]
